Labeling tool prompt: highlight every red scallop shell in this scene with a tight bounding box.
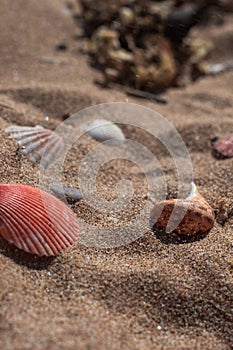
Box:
[213,136,233,158]
[0,184,79,256]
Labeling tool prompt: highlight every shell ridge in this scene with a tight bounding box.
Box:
[17,133,48,147]
[18,190,77,238]
[0,184,79,256]
[41,135,64,166]
[0,208,25,249]
[0,205,40,254]
[0,184,79,255]
[44,201,78,243]
[9,203,58,255]
[5,125,43,133]
[18,189,78,245]
[22,134,52,155]
[8,129,47,140]
[2,201,51,255]
[5,126,64,168]
[18,130,51,147]
[5,193,70,252]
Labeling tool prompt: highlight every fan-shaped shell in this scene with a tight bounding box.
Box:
[83,119,125,145]
[212,135,233,158]
[5,125,64,168]
[0,184,79,256]
[151,183,214,235]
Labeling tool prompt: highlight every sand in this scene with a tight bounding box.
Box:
[0,1,232,349]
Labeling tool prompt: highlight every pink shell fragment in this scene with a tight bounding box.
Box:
[212,136,233,158]
[0,184,79,256]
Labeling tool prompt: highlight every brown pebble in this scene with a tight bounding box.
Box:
[151,182,215,235]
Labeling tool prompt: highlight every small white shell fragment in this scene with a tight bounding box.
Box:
[82,119,125,146]
[5,125,64,168]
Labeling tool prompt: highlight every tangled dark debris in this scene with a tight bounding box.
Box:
[76,0,233,93]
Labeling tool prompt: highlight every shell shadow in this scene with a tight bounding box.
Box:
[210,136,231,160]
[0,237,55,269]
[211,149,229,160]
[152,226,210,244]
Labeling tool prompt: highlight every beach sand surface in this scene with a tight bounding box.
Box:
[0,1,232,349]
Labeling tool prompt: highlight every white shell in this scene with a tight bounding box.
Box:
[83,119,125,145]
[5,125,64,168]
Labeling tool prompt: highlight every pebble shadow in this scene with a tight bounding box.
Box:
[153,226,210,244]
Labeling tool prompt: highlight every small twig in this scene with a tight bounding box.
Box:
[107,82,168,104]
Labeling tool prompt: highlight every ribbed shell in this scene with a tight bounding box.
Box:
[0,184,79,256]
[151,184,215,235]
[83,119,125,145]
[5,125,64,168]
[212,136,233,158]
